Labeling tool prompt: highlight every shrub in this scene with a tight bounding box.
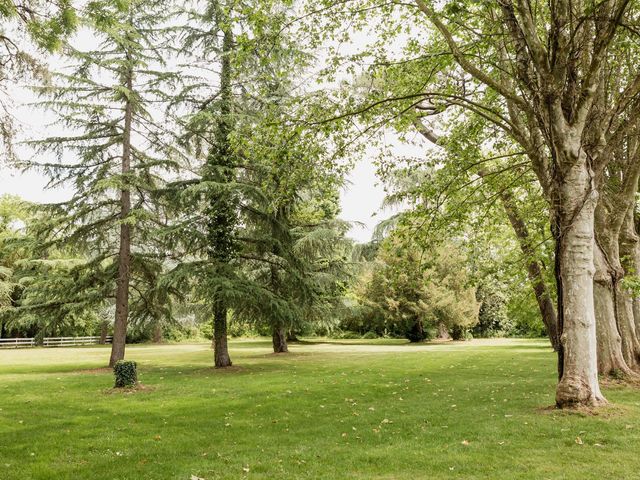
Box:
[450,325,472,341]
[405,320,428,342]
[113,360,138,388]
[473,285,513,338]
[361,331,378,339]
[333,330,361,339]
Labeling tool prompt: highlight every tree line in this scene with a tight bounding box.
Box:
[2,0,640,409]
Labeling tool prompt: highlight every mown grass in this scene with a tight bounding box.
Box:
[1,338,639,479]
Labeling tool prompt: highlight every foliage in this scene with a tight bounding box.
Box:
[25,0,180,339]
[113,359,137,387]
[472,283,513,338]
[0,0,77,161]
[354,232,479,341]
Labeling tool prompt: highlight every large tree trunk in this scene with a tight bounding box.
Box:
[594,205,640,374]
[618,210,640,368]
[555,155,605,408]
[621,209,640,329]
[272,326,288,353]
[593,242,635,377]
[109,63,133,369]
[213,300,232,368]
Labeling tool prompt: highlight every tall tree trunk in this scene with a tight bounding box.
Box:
[99,320,109,345]
[206,25,235,368]
[618,210,640,368]
[593,242,635,377]
[152,322,163,344]
[109,61,133,368]
[498,187,559,350]
[272,326,288,353]
[554,154,605,408]
[594,204,640,374]
[621,209,640,331]
[213,300,232,367]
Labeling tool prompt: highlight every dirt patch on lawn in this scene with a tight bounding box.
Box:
[536,403,630,418]
[102,383,155,395]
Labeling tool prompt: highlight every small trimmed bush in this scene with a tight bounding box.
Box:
[113,360,138,388]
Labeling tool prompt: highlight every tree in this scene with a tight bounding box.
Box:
[167,0,351,363]
[356,233,479,341]
[30,0,178,366]
[304,0,640,407]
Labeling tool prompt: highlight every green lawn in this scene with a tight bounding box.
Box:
[1,338,639,479]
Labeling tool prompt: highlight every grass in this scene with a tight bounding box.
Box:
[1,338,639,479]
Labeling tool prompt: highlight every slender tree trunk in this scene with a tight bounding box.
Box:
[554,154,606,408]
[420,127,559,349]
[213,300,232,368]
[615,287,640,371]
[618,210,640,368]
[272,326,288,353]
[152,322,163,344]
[99,321,109,345]
[498,187,559,350]
[206,26,235,368]
[109,62,133,368]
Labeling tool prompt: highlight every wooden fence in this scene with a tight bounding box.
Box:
[0,336,112,349]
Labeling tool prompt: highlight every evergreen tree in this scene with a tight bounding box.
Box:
[30,0,179,366]
[165,0,320,365]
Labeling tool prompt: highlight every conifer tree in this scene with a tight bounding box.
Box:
[164,0,299,366]
[30,0,179,366]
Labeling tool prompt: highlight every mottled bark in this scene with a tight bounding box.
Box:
[592,197,640,376]
[109,59,133,368]
[618,210,640,367]
[593,242,635,377]
[272,326,288,353]
[555,153,605,408]
[621,208,640,314]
